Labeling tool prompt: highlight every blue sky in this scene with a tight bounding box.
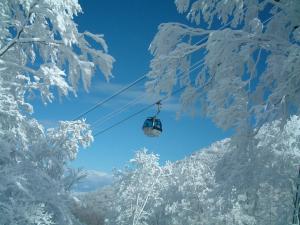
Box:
[33,0,231,173]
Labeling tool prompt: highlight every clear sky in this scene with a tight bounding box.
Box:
[33,0,231,173]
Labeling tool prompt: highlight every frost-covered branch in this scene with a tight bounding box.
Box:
[134,168,162,225]
[0,1,38,57]
[0,59,37,74]
[17,38,64,46]
[147,0,300,135]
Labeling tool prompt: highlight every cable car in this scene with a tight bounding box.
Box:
[142,102,162,137]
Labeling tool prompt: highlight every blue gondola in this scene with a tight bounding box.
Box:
[142,102,162,137]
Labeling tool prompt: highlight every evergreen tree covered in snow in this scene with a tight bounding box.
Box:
[147,0,300,135]
[0,0,114,224]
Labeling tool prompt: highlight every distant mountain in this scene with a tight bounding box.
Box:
[72,170,113,193]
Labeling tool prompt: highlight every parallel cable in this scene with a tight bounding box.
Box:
[91,95,142,128]
[73,75,147,120]
[91,58,205,128]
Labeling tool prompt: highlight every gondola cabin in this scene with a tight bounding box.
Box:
[142,116,162,137]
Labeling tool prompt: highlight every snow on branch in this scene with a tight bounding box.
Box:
[0,0,114,104]
[147,0,300,135]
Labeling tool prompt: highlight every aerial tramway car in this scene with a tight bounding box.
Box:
[142,102,162,137]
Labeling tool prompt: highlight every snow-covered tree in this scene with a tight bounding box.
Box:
[104,116,300,225]
[106,150,164,225]
[0,0,114,224]
[147,0,300,135]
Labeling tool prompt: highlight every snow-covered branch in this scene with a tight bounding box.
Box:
[0,1,38,57]
[147,0,300,135]
[0,59,37,74]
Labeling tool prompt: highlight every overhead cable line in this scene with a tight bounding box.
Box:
[91,95,142,128]
[91,58,205,128]
[73,75,147,120]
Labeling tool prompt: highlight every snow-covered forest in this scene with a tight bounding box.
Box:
[75,117,300,225]
[0,0,300,224]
